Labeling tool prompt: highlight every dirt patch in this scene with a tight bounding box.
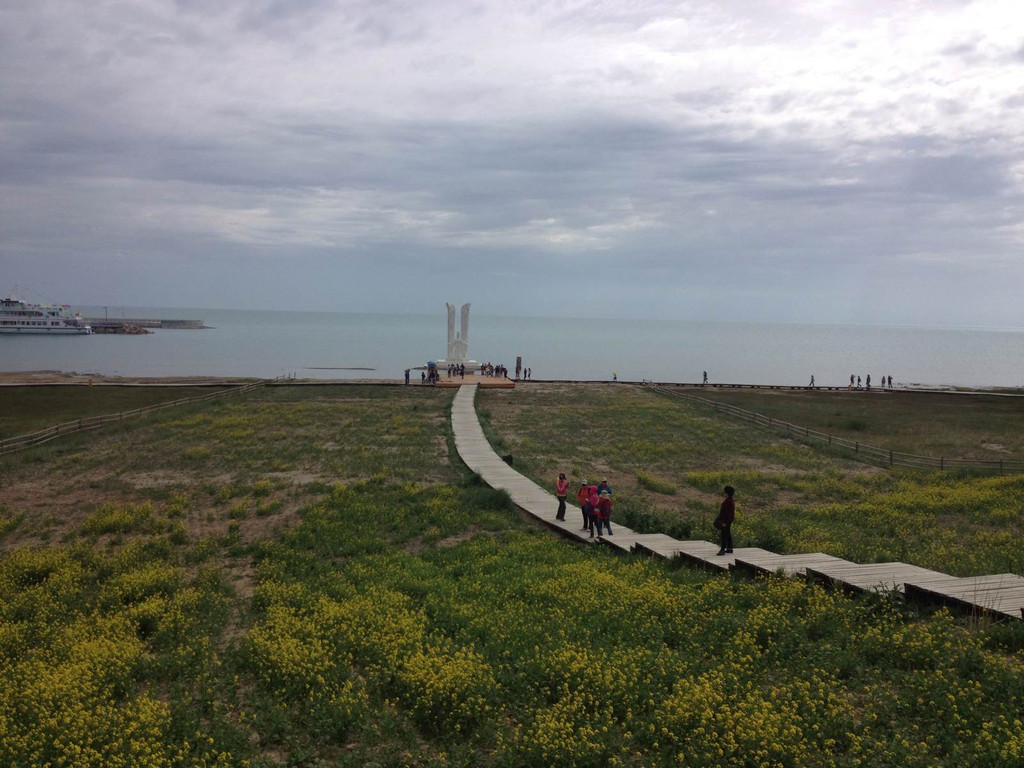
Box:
[404,525,494,554]
[265,469,330,485]
[982,442,1008,453]
[130,470,188,489]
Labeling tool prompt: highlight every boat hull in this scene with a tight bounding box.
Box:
[0,326,92,335]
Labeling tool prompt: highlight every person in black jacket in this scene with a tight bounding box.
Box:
[715,485,735,556]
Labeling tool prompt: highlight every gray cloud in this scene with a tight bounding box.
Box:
[2,0,1024,326]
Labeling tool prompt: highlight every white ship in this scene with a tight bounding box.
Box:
[0,296,92,334]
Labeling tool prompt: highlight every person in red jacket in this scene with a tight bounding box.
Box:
[586,485,600,537]
[576,481,590,530]
[555,473,569,520]
[715,485,735,555]
[595,490,613,536]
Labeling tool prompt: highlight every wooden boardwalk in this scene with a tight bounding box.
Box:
[450,384,1022,621]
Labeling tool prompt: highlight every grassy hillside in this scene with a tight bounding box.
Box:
[684,386,1024,460]
[1,383,1022,766]
[0,385,233,439]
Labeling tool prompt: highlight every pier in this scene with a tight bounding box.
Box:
[85,318,207,332]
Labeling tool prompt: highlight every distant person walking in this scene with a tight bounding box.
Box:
[809,375,815,387]
[888,375,893,388]
[404,369,410,384]
[714,485,735,556]
[555,473,569,521]
[849,374,854,390]
[866,373,871,391]
[595,490,613,536]
[421,371,426,384]
[703,371,708,385]
[856,375,861,389]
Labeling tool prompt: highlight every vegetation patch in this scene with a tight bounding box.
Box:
[2,382,1023,765]
[636,469,677,495]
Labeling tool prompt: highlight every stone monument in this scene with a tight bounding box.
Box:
[445,302,471,363]
[442,303,468,362]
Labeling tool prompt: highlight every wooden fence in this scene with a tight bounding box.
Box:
[647,383,1024,474]
[0,377,283,457]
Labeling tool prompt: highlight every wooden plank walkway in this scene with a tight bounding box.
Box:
[733,552,852,578]
[805,562,947,594]
[450,384,1022,621]
[903,574,1024,619]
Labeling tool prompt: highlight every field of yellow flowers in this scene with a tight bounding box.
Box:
[1,383,1023,765]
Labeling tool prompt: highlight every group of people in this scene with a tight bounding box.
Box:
[402,362,512,384]
[480,362,509,377]
[446,363,467,378]
[557,476,615,537]
[555,473,737,554]
[849,374,893,390]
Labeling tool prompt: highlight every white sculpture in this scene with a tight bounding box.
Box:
[446,302,471,362]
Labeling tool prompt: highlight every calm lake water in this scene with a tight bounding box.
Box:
[2,307,1024,387]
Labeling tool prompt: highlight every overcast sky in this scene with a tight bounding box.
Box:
[2,0,1023,325]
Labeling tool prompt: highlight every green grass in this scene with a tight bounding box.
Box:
[478,383,1024,576]
[2,383,1024,766]
[689,387,1024,460]
[0,385,232,439]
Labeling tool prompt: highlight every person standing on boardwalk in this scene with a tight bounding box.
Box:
[586,484,600,537]
[866,373,871,391]
[404,369,410,384]
[703,371,708,385]
[577,481,590,530]
[715,485,735,556]
[596,490,613,536]
[555,473,569,520]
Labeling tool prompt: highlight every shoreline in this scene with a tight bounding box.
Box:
[1,370,1021,395]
